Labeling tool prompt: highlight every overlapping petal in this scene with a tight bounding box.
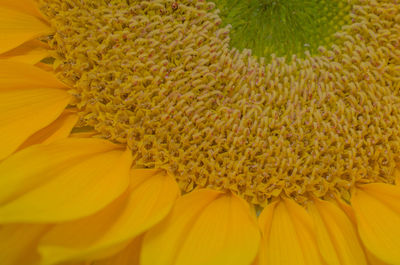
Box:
[17,110,78,151]
[142,189,260,265]
[308,198,367,265]
[0,3,51,54]
[351,183,400,264]
[0,87,71,160]
[92,236,143,265]
[312,196,392,265]
[38,170,180,265]
[0,61,71,160]
[0,224,49,265]
[0,60,66,89]
[257,198,322,265]
[0,39,50,64]
[0,138,132,223]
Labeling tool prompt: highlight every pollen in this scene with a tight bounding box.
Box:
[41,0,400,206]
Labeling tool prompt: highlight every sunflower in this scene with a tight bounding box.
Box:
[0,0,399,264]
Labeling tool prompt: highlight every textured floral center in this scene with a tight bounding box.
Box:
[213,0,353,58]
[42,0,400,205]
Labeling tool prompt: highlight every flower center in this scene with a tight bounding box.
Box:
[213,0,353,58]
[41,0,400,205]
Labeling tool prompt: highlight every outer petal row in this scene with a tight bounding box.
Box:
[0,0,65,155]
[0,139,132,223]
[256,182,400,265]
[3,139,249,265]
[141,189,261,265]
[38,170,180,265]
[1,137,399,265]
[0,139,181,265]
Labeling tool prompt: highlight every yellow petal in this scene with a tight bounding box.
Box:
[0,6,51,54]
[130,168,162,188]
[351,183,400,264]
[0,39,49,64]
[0,138,132,223]
[142,189,222,265]
[0,87,71,160]
[258,198,322,265]
[17,110,78,150]
[0,224,48,265]
[38,170,180,264]
[92,235,143,265]
[335,197,357,224]
[308,199,367,265]
[0,0,47,19]
[0,61,71,160]
[0,61,66,89]
[55,261,93,265]
[142,189,260,265]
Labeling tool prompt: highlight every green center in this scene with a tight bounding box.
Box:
[213,0,352,58]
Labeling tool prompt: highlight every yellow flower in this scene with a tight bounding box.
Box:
[0,0,399,265]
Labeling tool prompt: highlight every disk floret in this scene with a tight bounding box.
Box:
[42,0,400,205]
